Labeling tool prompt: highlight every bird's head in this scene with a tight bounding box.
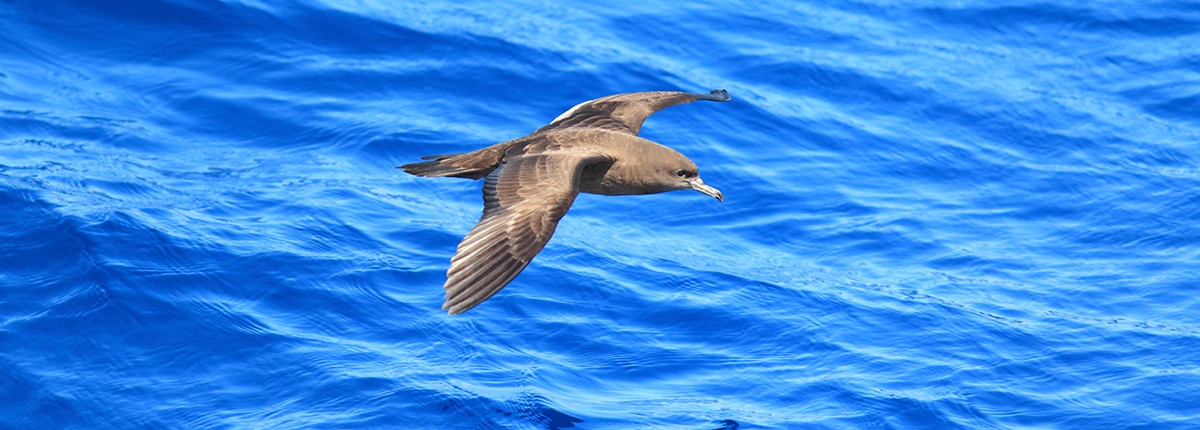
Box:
[651,154,723,202]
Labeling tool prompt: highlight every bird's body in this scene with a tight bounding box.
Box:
[401,89,730,314]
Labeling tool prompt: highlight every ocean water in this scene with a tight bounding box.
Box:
[2,0,1199,428]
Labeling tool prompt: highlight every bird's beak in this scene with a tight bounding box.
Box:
[688,178,723,202]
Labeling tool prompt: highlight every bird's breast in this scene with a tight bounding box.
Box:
[577,162,625,195]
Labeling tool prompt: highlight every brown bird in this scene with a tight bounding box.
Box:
[401,89,730,314]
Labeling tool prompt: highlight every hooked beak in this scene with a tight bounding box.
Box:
[688,178,724,202]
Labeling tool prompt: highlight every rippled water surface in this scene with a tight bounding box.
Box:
[3,1,1200,428]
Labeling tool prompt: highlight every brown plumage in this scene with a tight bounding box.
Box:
[401,89,730,314]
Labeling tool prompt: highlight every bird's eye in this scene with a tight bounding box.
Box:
[674,169,688,178]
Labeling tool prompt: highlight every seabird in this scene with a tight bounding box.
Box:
[401,89,731,314]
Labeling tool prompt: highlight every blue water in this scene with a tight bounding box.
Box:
[3,1,1199,428]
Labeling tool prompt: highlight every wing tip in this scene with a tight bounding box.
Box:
[702,89,731,102]
[442,292,488,315]
[441,294,472,315]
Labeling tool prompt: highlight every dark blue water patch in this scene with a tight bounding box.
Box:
[0,356,88,428]
[1,112,127,149]
[0,189,88,276]
[429,393,582,429]
[499,394,585,429]
[0,193,127,426]
[11,0,258,62]
[2,186,420,427]
[914,3,1200,40]
[276,3,459,57]
[1139,91,1200,123]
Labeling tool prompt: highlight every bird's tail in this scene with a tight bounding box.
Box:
[399,152,496,180]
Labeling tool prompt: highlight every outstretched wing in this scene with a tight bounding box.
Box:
[442,150,611,314]
[535,89,731,135]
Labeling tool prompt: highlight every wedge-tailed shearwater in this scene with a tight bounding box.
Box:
[401,89,730,314]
